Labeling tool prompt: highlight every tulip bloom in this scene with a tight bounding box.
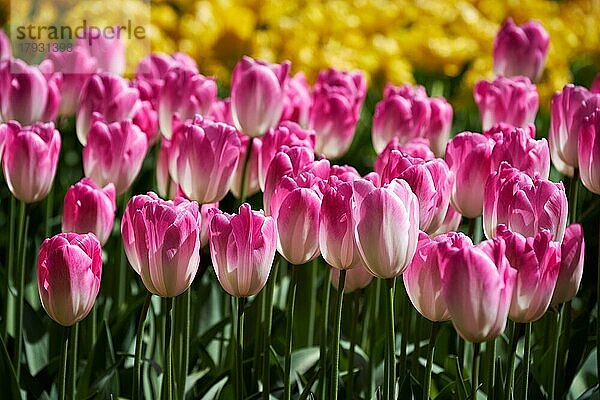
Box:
[497,225,560,322]
[121,193,201,297]
[440,237,516,342]
[37,233,102,326]
[592,74,600,94]
[490,126,550,179]
[430,204,463,237]
[474,76,539,131]
[1,121,61,203]
[158,67,217,139]
[426,97,453,157]
[200,203,219,248]
[493,18,549,82]
[331,264,373,293]
[484,163,568,241]
[76,73,141,145]
[0,29,11,61]
[83,119,148,195]
[230,133,262,199]
[578,109,600,194]
[76,30,125,75]
[551,224,585,306]
[404,232,472,322]
[135,52,194,108]
[281,72,312,127]
[231,56,290,138]
[374,138,435,177]
[445,132,495,218]
[208,98,234,126]
[62,178,116,245]
[353,178,419,279]
[209,203,277,297]
[171,115,241,204]
[310,68,366,158]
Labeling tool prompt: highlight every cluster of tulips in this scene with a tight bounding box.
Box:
[0,16,598,400]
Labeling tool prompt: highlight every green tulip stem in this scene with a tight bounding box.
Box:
[423,322,440,400]
[283,265,297,400]
[523,322,532,400]
[550,305,563,400]
[3,196,16,342]
[58,326,69,400]
[14,200,29,381]
[330,269,346,400]
[318,267,332,400]
[164,297,174,400]
[472,342,481,400]
[505,324,521,400]
[238,136,254,205]
[262,256,279,400]
[235,296,246,399]
[68,322,79,400]
[133,292,153,400]
[385,277,396,400]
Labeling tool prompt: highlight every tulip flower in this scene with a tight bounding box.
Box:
[497,225,560,322]
[258,121,316,190]
[404,232,472,322]
[551,224,585,306]
[430,204,462,237]
[171,115,241,203]
[484,122,536,140]
[62,178,116,245]
[158,67,217,139]
[281,72,312,127]
[230,56,290,138]
[374,137,435,177]
[592,73,600,94]
[156,137,178,199]
[83,119,148,195]
[310,68,366,158]
[1,121,61,203]
[76,30,125,75]
[134,52,192,108]
[549,85,597,177]
[493,18,549,82]
[76,73,141,145]
[440,237,516,342]
[121,193,201,297]
[490,126,550,179]
[0,29,11,61]
[379,150,453,234]
[230,133,262,198]
[425,97,453,157]
[353,178,419,279]
[208,98,234,125]
[474,76,539,131]
[331,264,373,293]
[445,132,495,218]
[133,99,159,144]
[37,232,102,326]
[483,163,568,241]
[200,203,219,248]
[209,203,277,297]
[578,109,600,194]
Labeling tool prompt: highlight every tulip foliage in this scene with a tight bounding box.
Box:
[0,17,599,400]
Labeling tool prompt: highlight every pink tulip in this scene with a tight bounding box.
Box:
[497,225,560,322]
[133,99,159,144]
[208,98,234,126]
[483,163,568,241]
[230,133,262,199]
[37,232,102,326]
[404,232,472,322]
[171,115,241,203]
[425,97,453,157]
[445,132,495,218]
[1,121,61,203]
[76,73,140,145]
[493,18,549,82]
[83,119,148,195]
[0,30,11,61]
[490,126,550,179]
[46,47,98,116]
[209,203,277,297]
[592,73,600,94]
[551,224,585,306]
[549,85,598,177]
[135,52,191,108]
[76,30,125,75]
[331,264,373,293]
[121,193,200,297]
[310,68,366,158]
[156,137,178,199]
[281,72,312,127]
[474,76,539,131]
[231,56,290,138]
[353,178,419,278]
[578,108,600,194]
[330,164,361,182]
[484,122,536,140]
[258,121,316,190]
[374,137,435,177]
[430,204,463,237]
[440,237,515,342]
[158,67,217,139]
[200,203,219,248]
[62,178,116,245]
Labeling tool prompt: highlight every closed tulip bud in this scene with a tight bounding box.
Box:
[446,132,495,218]
[491,126,550,179]
[331,264,373,293]
[497,225,560,322]
[281,72,312,127]
[230,134,262,198]
[484,163,568,241]
[430,204,463,237]
[310,68,366,158]
[208,98,234,125]
[76,31,125,75]
[578,109,600,194]
[330,164,361,182]
[425,97,453,157]
[209,203,277,297]
[404,232,472,322]
[484,122,536,140]
[76,73,141,145]
[1,121,61,203]
[231,56,290,138]
[122,194,201,297]
[38,61,61,122]
[0,30,11,61]
[135,52,189,108]
[474,76,539,131]
[172,115,241,203]
[37,232,102,326]
[258,121,316,190]
[353,178,419,278]
[158,67,217,139]
[493,18,549,82]
[374,137,435,177]
[549,85,597,177]
[133,100,159,144]
[551,224,585,306]
[83,119,148,195]
[62,178,116,245]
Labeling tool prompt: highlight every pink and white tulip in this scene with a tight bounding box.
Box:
[76,31,125,75]
[230,133,262,199]
[490,125,550,179]
[551,224,585,306]
[281,72,312,127]
[331,264,373,293]
[578,109,600,194]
